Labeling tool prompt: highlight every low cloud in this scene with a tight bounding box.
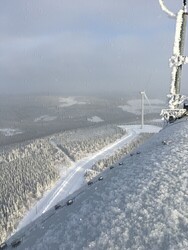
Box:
[0,0,187,97]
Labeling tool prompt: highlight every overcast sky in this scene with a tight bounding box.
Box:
[0,0,187,97]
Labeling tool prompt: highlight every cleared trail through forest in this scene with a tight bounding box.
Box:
[16,125,160,231]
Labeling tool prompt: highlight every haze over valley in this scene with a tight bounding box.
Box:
[0,94,163,147]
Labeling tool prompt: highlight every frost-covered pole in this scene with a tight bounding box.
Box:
[169,1,187,109]
[159,0,188,110]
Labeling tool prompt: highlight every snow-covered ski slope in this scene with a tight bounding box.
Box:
[5,118,188,250]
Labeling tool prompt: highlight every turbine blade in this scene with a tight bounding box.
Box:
[144,92,151,106]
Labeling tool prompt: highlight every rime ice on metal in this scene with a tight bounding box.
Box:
[159,0,176,18]
[168,8,187,109]
[159,0,188,121]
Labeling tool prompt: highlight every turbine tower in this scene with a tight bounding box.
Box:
[160,0,188,121]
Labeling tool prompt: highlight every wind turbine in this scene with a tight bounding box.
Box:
[140,91,151,129]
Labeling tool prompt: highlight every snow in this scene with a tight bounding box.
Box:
[87,116,104,123]
[0,128,22,137]
[119,125,161,134]
[34,115,57,122]
[59,97,86,107]
[159,0,176,18]
[15,125,160,231]
[119,99,165,115]
[6,118,188,250]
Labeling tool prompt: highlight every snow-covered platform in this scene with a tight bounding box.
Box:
[5,118,188,250]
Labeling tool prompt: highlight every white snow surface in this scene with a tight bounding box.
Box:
[119,99,165,115]
[0,128,22,136]
[59,97,86,107]
[87,116,104,123]
[34,115,57,122]
[7,120,188,250]
[119,125,161,134]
